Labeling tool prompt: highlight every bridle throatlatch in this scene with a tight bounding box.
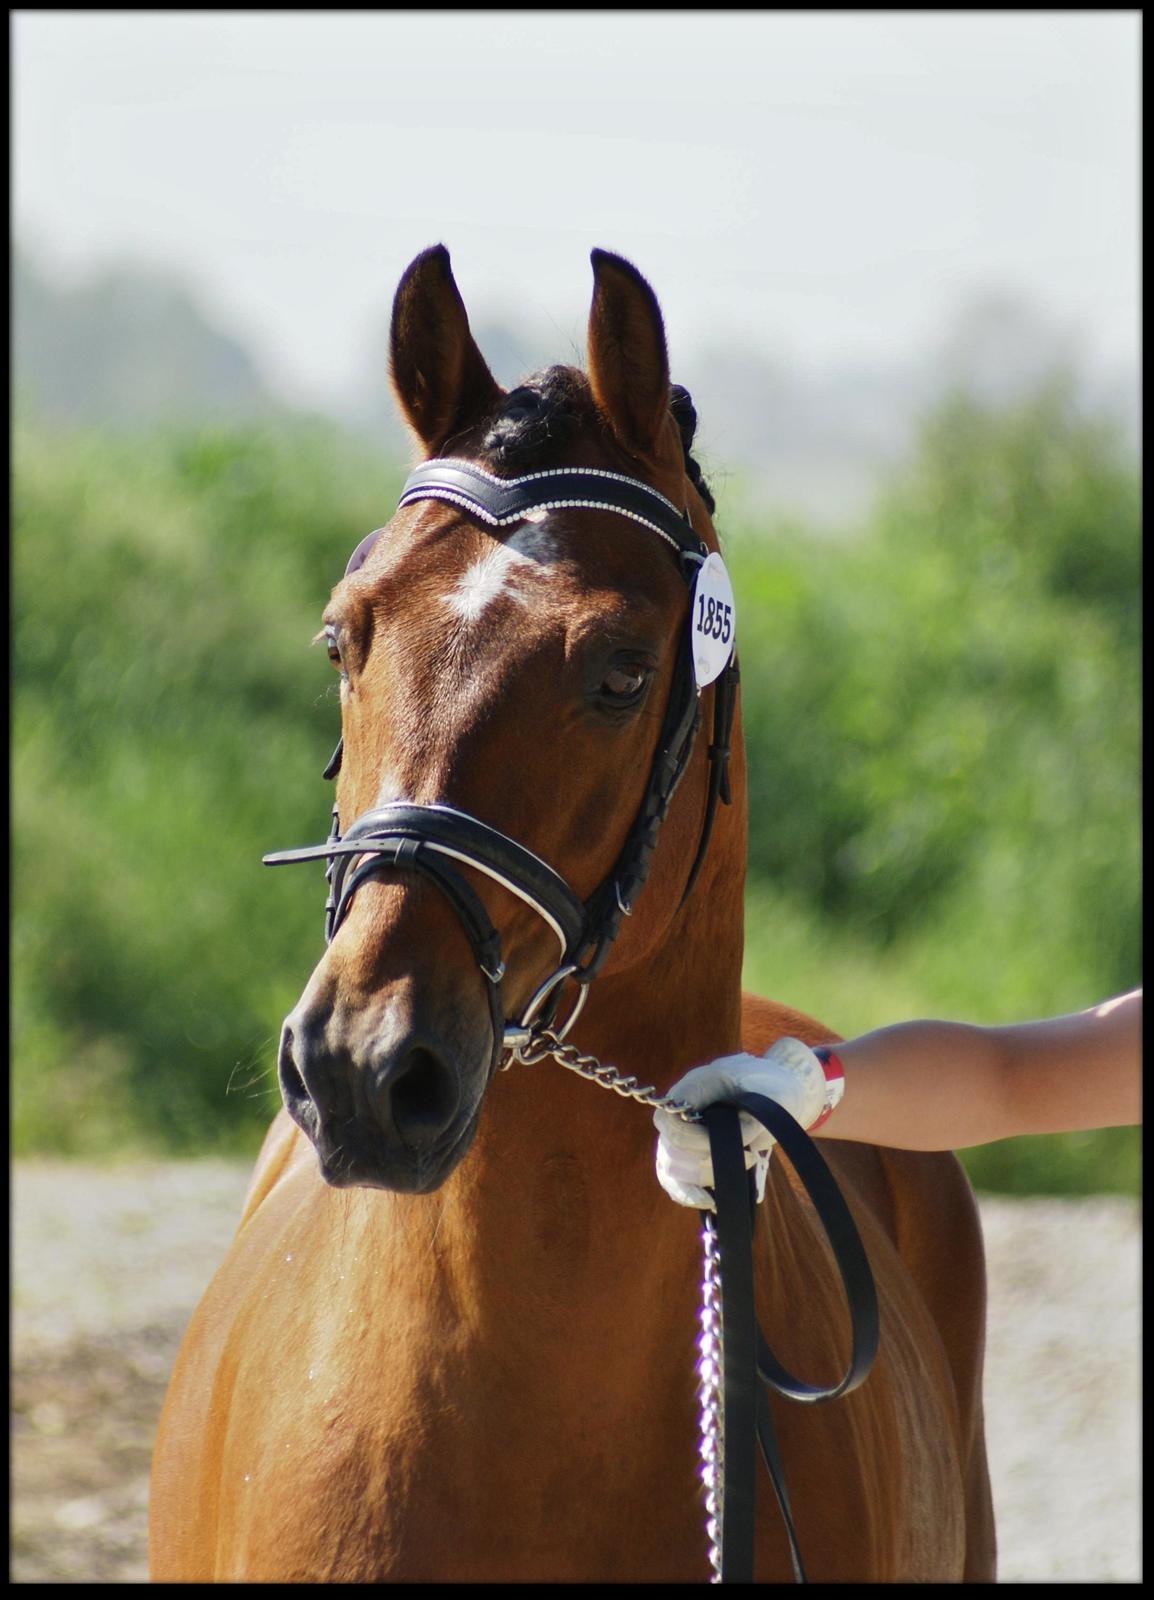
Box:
[263,453,877,1584]
[264,456,741,1076]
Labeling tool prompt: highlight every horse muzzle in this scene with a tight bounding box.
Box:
[277,1002,490,1192]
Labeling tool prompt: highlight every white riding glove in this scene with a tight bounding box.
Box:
[653,1037,844,1211]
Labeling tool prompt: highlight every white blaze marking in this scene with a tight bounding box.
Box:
[447,544,535,622]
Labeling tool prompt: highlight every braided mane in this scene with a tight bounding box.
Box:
[669,383,715,515]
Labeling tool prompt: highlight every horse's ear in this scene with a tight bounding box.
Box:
[389,245,503,454]
[586,249,671,460]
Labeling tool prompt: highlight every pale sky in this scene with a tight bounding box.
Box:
[13,10,1140,411]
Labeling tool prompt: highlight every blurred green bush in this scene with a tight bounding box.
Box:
[738,379,1139,994]
[13,421,404,1153]
[12,385,1140,1192]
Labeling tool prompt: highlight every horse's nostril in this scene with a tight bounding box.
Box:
[278,1024,302,1094]
[278,1021,321,1133]
[385,1047,458,1146]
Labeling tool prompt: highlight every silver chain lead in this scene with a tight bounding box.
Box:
[509,1028,725,1581]
[699,1211,726,1581]
[510,1028,701,1118]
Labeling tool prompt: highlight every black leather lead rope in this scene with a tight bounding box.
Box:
[703,1094,880,1583]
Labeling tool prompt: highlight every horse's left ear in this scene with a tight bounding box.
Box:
[390,244,503,454]
[587,249,671,461]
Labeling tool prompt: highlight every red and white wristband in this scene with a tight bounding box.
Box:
[809,1046,846,1131]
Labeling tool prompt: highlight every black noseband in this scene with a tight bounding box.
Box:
[266,802,589,1076]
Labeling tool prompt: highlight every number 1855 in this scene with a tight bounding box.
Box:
[695,593,733,645]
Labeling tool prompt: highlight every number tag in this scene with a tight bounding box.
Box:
[689,551,736,688]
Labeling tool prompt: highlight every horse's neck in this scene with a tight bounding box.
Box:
[377,841,747,1356]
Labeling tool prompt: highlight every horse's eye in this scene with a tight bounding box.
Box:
[324,626,343,670]
[600,662,651,706]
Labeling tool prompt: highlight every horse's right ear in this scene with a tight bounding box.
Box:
[586,248,671,462]
[389,245,503,455]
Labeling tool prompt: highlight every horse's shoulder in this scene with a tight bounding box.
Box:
[865,1144,988,1382]
[740,988,842,1051]
[741,989,988,1426]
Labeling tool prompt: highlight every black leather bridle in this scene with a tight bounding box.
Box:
[264,456,740,1074]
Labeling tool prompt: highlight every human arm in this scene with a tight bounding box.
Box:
[653,989,1141,1208]
[818,988,1141,1149]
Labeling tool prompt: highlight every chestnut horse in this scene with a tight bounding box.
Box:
[150,247,995,1582]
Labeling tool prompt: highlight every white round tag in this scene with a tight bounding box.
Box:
[689,551,736,687]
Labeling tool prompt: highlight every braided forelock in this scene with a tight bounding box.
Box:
[481,366,595,470]
[481,367,715,516]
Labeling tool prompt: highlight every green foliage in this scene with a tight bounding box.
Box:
[734,379,1140,1004]
[12,385,1140,1194]
[13,420,404,1153]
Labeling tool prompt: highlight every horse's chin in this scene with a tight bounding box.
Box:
[299,1100,483,1194]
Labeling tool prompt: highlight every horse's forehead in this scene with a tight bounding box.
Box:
[358,505,672,625]
[340,509,671,796]
[352,518,557,631]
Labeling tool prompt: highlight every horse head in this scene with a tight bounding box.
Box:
[273,245,743,1194]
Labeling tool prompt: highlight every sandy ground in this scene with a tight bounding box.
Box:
[11,1159,1141,1583]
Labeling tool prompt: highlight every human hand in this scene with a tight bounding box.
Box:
[653,1037,843,1210]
